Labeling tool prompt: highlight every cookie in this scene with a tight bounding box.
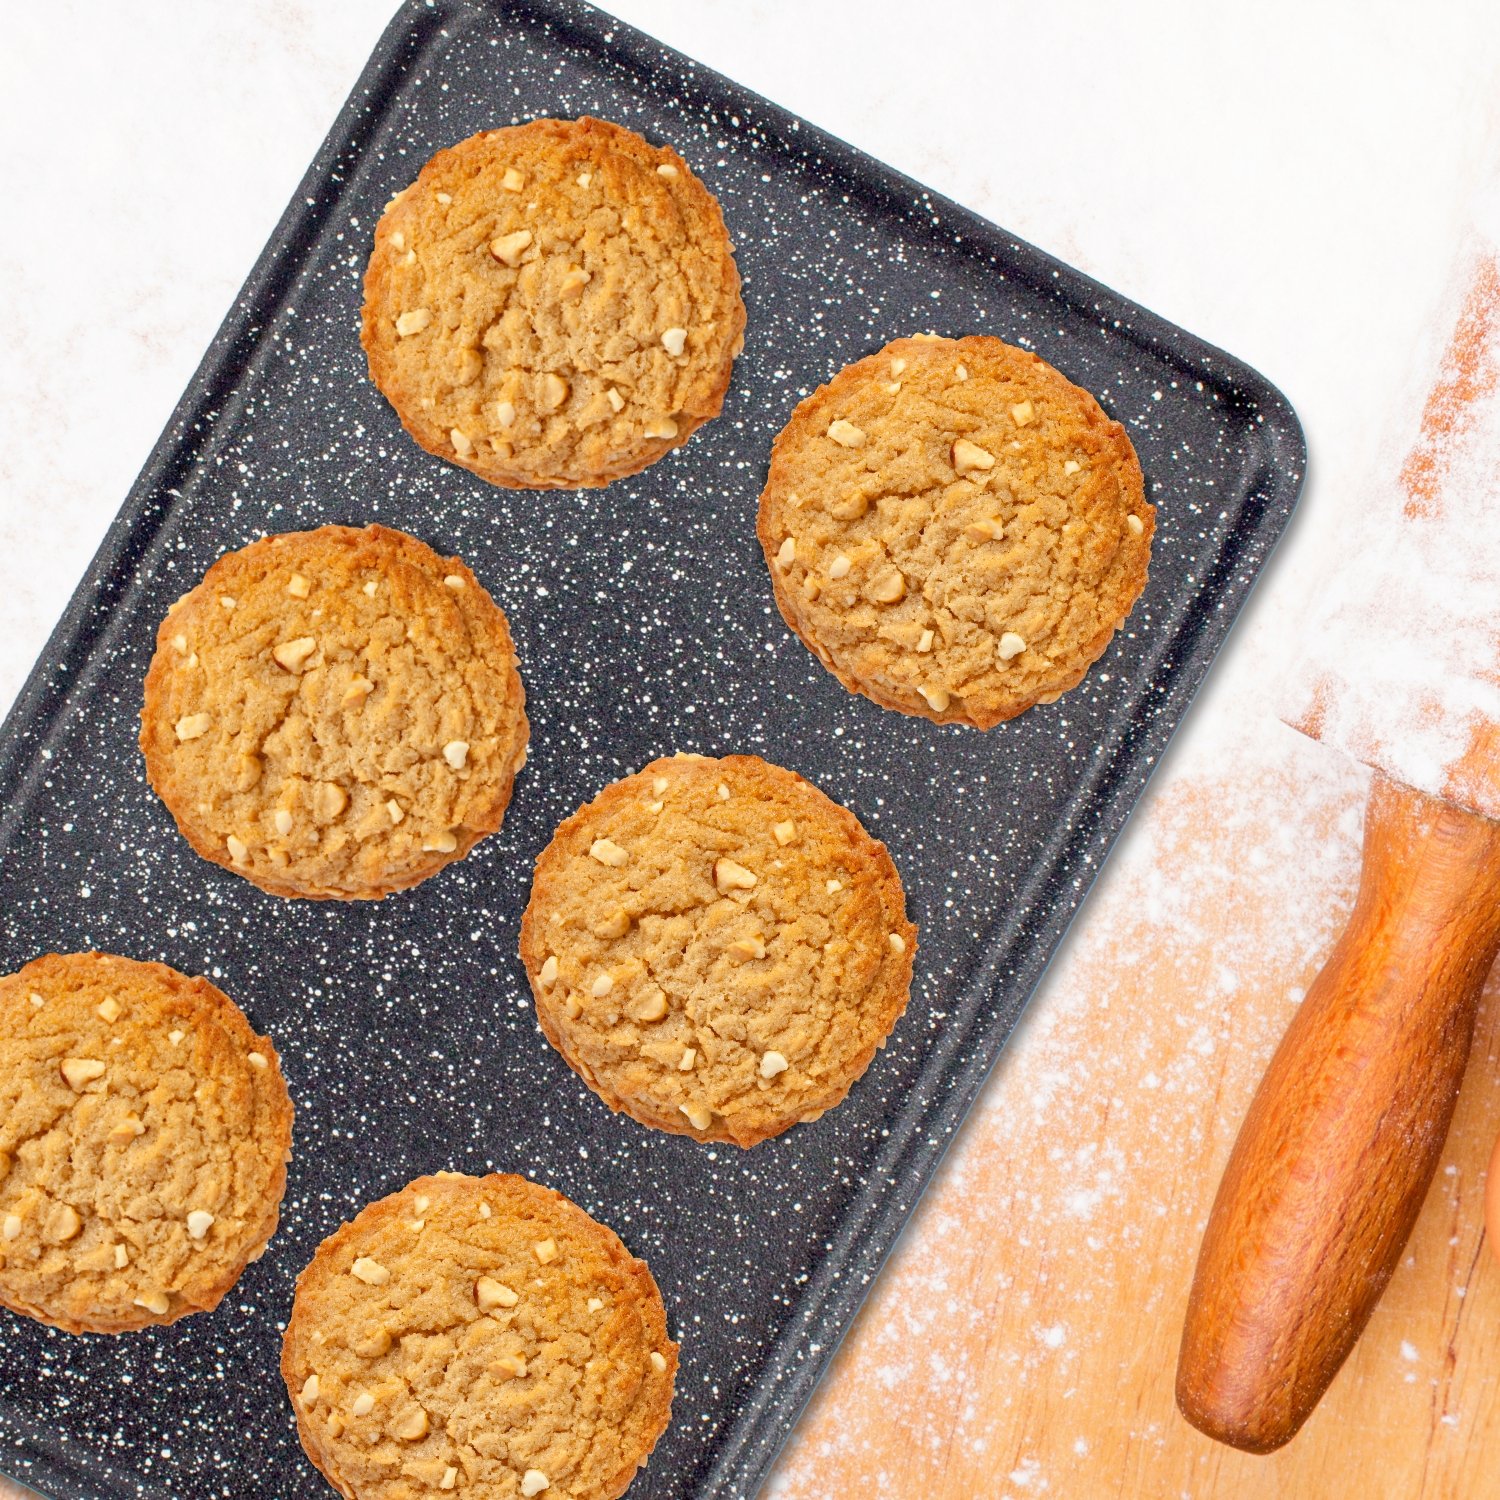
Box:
[361,116,746,490]
[140,524,529,900]
[282,1172,675,1500]
[757,334,1152,728]
[0,952,293,1334]
[519,753,916,1147]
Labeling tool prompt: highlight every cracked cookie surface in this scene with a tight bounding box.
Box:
[757,334,1152,728]
[362,116,745,490]
[140,524,529,900]
[282,1172,675,1500]
[519,754,916,1148]
[0,951,293,1334]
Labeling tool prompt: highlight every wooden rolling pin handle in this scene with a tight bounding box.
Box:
[1176,771,1500,1454]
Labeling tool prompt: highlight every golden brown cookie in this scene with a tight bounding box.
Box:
[519,753,916,1148]
[0,952,293,1334]
[282,1172,675,1500]
[140,524,529,900]
[757,334,1152,728]
[361,116,746,489]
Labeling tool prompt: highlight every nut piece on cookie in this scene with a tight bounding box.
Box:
[756,334,1151,728]
[519,754,917,1147]
[139,525,529,900]
[361,117,745,489]
[282,1173,675,1500]
[0,952,293,1334]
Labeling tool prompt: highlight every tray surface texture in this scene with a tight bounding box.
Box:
[0,2,1304,1496]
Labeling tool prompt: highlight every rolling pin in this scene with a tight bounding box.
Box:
[1177,220,1500,1453]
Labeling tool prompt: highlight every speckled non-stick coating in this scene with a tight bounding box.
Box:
[0,2,1304,1497]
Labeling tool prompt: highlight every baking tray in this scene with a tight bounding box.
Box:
[0,2,1305,1496]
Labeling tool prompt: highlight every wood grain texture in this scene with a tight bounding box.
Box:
[1178,775,1500,1452]
[768,759,1500,1499]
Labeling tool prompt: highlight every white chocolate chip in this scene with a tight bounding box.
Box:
[661,326,688,357]
[889,932,907,955]
[286,573,311,599]
[956,363,969,381]
[169,1029,185,1045]
[650,1350,668,1372]
[952,438,995,474]
[386,799,404,825]
[826,879,843,894]
[1063,459,1082,475]
[389,231,406,251]
[175,713,212,742]
[96,997,121,1022]
[919,684,951,712]
[134,1290,170,1316]
[607,386,625,412]
[541,372,570,410]
[827,554,851,580]
[495,399,517,430]
[247,1051,268,1070]
[716,783,731,802]
[350,1391,375,1417]
[115,1243,129,1268]
[502,166,525,192]
[760,1050,789,1079]
[577,171,592,187]
[273,809,293,836]
[533,1238,558,1264]
[634,991,669,1021]
[273,636,317,672]
[643,416,678,439]
[1011,399,1035,427]
[827,419,865,448]
[476,1276,519,1311]
[678,1047,697,1071]
[589,838,628,867]
[714,858,757,892]
[997,632,1027,660]
[538,956,559,988]
[226,834,250,866]
[61,1058,105,1090]
[443,740,470,769]
[917,629,934,653]
[350,1256,390,1286]
[441,1467,458,1491]
[776,536,796,570]
[395,308,432,337]
[869,568,906,604]
[587,1297,604,1312]
[680,1103,713,1131]
[435,191,452,204]
[172,633,189,655]
[773,820,796,846]
[186,1210,215,1241]
[521,1472,550,1497]
[478,1202,492,1219]
[656,163,679,178]
[590,972,614,997]
[450,427,474,458]
[219,595,237,610]
[28,992,43,1008]
[892,358,907,375]
[423,831,459,853]
[1127,513,1145,536]
[490,229,533,266]
[363,580,378,596]
[652,776,670,795]
[2,1215,20,1241]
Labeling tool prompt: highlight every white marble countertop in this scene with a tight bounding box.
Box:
[3,4,1499,1497]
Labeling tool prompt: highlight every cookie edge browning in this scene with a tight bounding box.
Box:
[518,754,918,1148]
[280,1172,677,1500]
[139,524,530,901]
[0,951,294,1335]
[361,117,747,491]
[756,335,1154,729]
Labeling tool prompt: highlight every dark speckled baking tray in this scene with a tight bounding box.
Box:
[0,2,1304,1496]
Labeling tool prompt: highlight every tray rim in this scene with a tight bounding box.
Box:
[0,1,1307,1497]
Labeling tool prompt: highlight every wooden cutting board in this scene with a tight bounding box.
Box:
[769,752,1500,1498]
